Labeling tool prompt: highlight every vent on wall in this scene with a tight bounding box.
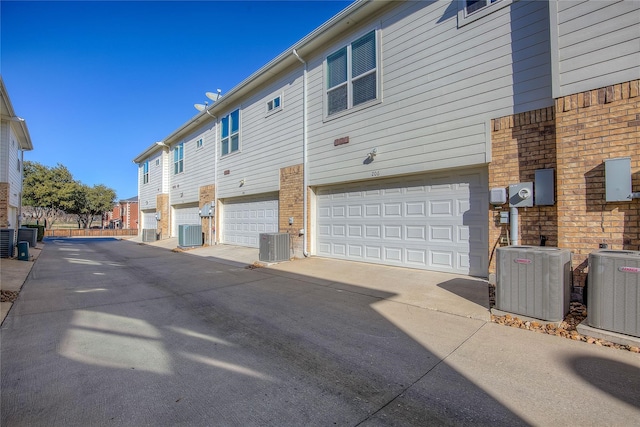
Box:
[259,233,290,262]
[178,224,202,247]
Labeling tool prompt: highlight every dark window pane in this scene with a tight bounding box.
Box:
[327,48,347,89]
[328,85,348,115]
[353,72,377,106]
[352,31,376,78]
[231,135,239,152]
[222,138,229,155]
[221,116,229,138]
[230,109,239,134]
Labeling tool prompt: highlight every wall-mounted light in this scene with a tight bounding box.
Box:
[368,148,378,161]
[239,179,245,187]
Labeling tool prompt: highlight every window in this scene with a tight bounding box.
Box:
[326,30,378,116]
[221,109,240,156]
[266,95,282,114]
[196,138,203,149]
[155,158,160,166]
[465,0,502,15]
[173,143,184,174]
[143,161,149,184]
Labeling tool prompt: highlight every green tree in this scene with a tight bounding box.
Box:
[68,184,116,228]
[22,161,76,228]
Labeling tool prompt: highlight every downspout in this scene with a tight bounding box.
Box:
[293,49,309,257]
[18,149,24,227]
[204,108,218,245]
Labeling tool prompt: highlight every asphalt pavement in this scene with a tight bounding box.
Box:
[1,236,639,426]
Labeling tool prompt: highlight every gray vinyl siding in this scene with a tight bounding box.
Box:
[138,150,165,210]
[216,69,304,199]
[169,123,216,203]
[0,122,9,182]
[7,126,22,208]
[306,0,553,187]
[553,0,640,97]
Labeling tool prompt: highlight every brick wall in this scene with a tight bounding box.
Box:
[490,79,639,301]
[199,184,215,245]
[556,80,639,297]
[279,164,304,258]
[0,182,9,228]
[156,193,170,239]
[489,107,558,275]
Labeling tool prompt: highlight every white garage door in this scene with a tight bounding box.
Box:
[172,203,200,237]
[222,195,278,248]
[141,210,157,229]
[316,169,488,276]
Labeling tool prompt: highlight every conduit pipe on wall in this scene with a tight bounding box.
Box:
[510,206,519,246]
[293,48,309,257]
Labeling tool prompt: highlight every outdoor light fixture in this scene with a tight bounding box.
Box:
[368,148,378,160]
[239,179,245,186]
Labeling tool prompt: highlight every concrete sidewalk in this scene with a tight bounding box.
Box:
[0,244,42,324]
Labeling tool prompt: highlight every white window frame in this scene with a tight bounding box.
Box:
[196,138,204,149]
[458,0,513,27]
[323,28,381,121]
[155,158,160,166]
[221,109,240,156]
[266,94,283,116]
[173,143,184,175]
[143,161,149,184]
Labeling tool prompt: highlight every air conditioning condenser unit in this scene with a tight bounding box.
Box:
[178,224,203,247]
[259,233,290,262]
[496,246,571,321]
[587,250,640,338]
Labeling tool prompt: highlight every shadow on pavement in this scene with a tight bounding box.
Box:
[569,356,640,409]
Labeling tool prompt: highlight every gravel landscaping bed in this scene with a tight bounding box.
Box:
[488,284,639,353]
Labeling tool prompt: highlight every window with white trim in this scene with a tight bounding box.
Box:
[196,138,203,149]
[326,30,378,116]
[266,95,282,114]
[465,0,502,16]
[221,109,240,156]
[143,161,149,184]
[173,143,184,175]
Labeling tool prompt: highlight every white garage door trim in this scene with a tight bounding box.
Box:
[222,194,279,248]
[172,203,200,237]
[316,169,488,276]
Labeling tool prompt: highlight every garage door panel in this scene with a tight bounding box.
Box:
[317,169,488,276]
[222,196,278,248]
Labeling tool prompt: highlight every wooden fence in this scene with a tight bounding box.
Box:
[44,229,138,238]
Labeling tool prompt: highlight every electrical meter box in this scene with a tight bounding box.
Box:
[509,183,534,208]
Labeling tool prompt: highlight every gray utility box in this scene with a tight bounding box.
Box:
[0,229,14,258]
[178,224,203,247]
[588,250,640,338]
[496,246,572,321]
[17,227,37,247]
[142,228,158,242]
[259,233,290,262]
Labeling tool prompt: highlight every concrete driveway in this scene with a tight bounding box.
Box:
[1,237,639,426]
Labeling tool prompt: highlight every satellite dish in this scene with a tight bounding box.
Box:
[206,89,222,101]
[194,103,206,111]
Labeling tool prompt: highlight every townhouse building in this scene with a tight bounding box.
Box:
[134,0,639,301]
[107,196,139,229]
[0,76,33,231]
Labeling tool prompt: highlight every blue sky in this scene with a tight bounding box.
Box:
[1,0,352,200]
